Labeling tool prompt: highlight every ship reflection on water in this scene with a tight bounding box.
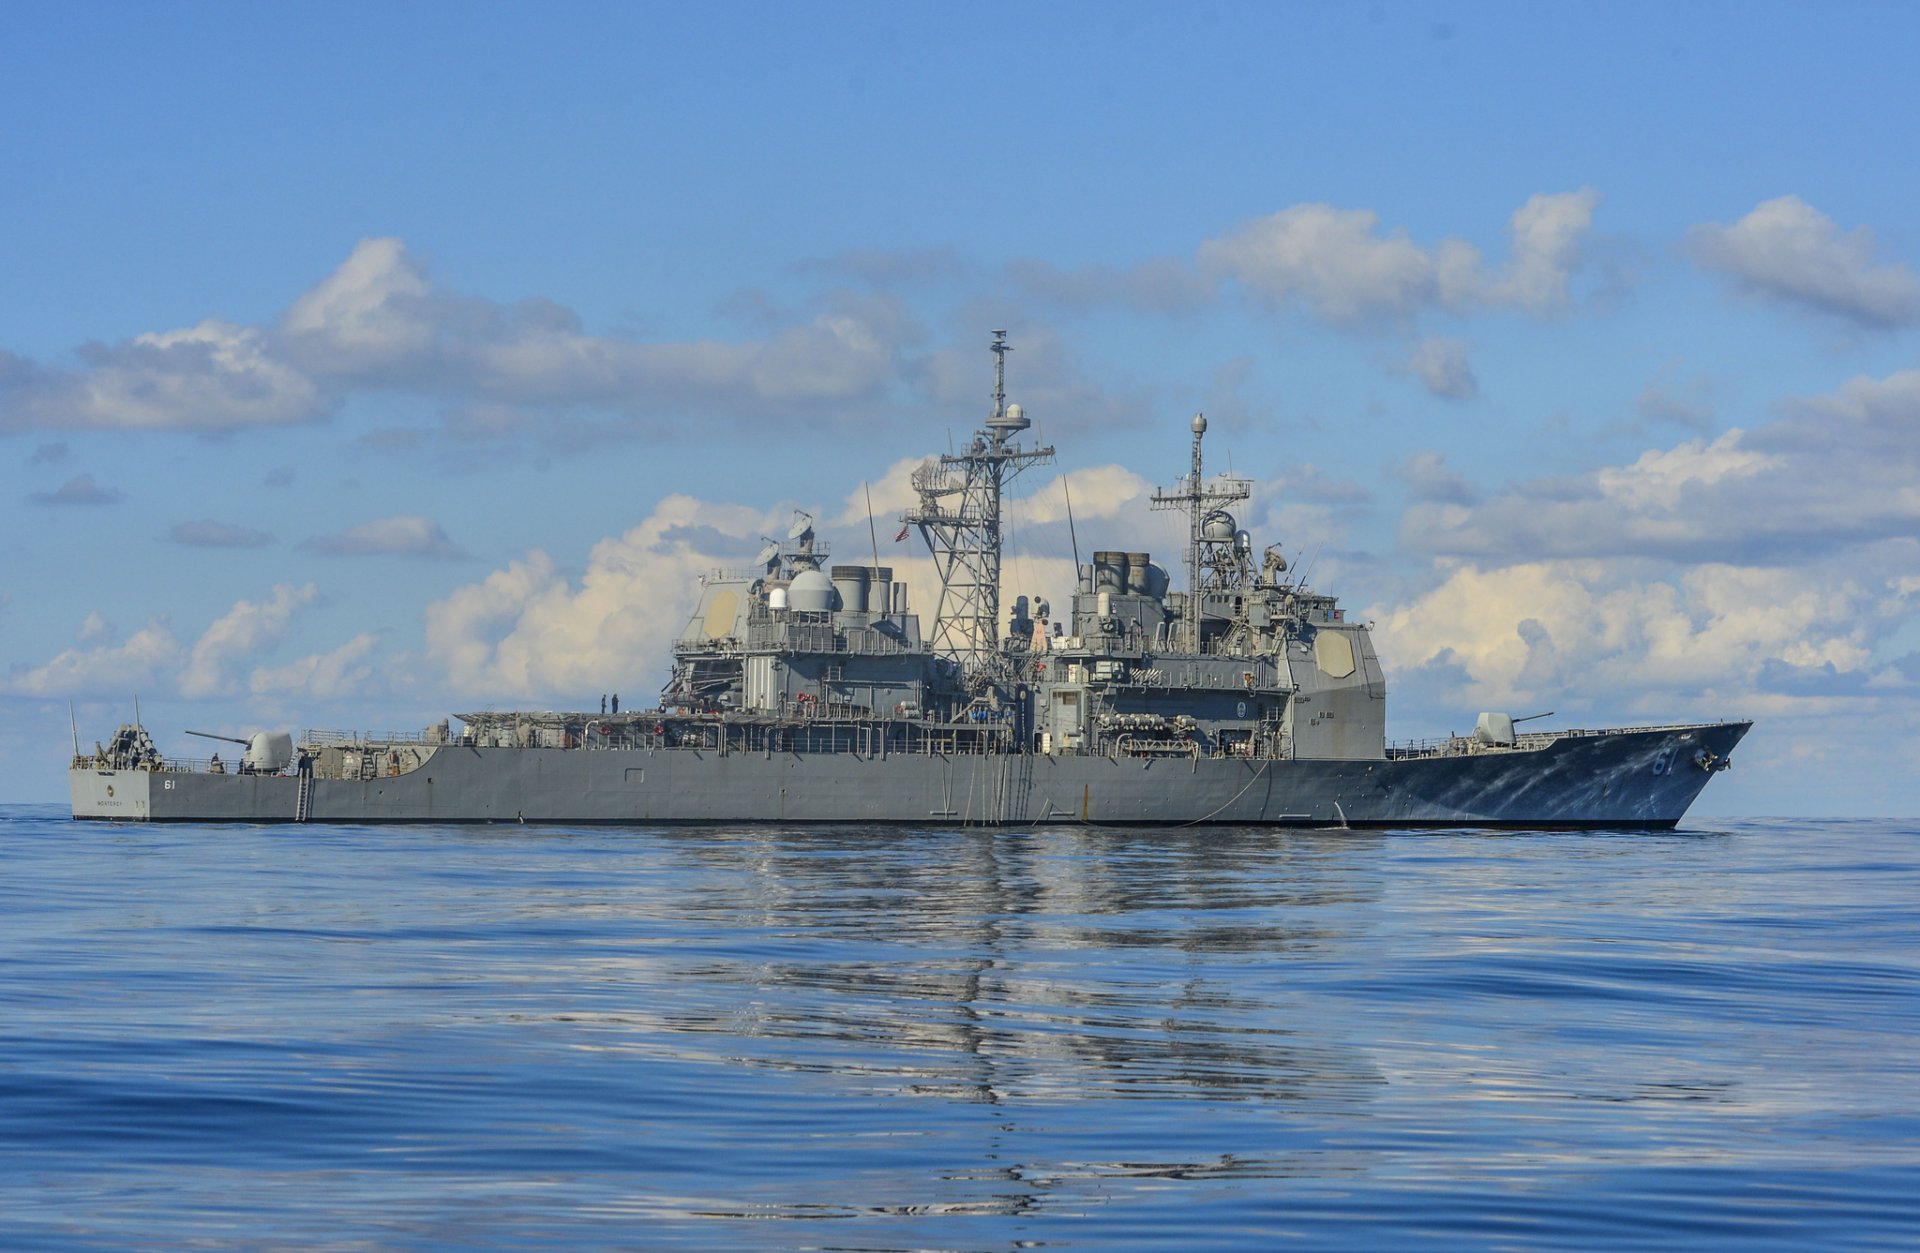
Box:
[12,812,1911,1247]
[504,824,1394,1215]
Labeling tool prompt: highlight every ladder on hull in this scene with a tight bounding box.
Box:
[294,776,313,822]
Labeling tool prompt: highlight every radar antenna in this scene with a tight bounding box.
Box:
[903,331,1054,678]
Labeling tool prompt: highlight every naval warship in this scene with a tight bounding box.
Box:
[70,334,1747,827]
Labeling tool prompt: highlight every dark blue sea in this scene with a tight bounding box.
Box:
[4,807,1916,1250]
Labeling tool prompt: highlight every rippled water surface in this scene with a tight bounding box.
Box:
[4,807,1917,1249]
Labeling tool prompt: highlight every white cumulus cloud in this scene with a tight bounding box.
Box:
[0,238,917,436]
[1592,431,1779,511]
[1407,337,1478,400]
[1,320,327,433]
[250,633,381,699]
[1200,203,1480,322]
[1490,189,1603,313]
[2,583,338,701]
[281,236,438,375]
[179,583,318,698]
[1374,365,1920,732]
[1368,558,1888,715]
[284,238,903,414]
[1687,195,1920,328]
[2,618,184,697]
[1198,190,1599,324]
[423,497,776,702]
[304,515,467,559]
[1012,466,1155,526]
[1401,367,1920,564]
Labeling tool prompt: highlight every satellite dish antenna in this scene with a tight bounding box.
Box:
[787,512,814,544]
[755,541,781,567]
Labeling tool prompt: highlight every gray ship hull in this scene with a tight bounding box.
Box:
[71,721,1749,828]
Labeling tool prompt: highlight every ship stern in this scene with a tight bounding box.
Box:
[71,768,152,821]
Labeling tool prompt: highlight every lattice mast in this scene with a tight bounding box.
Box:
[903,331,1054,678]
[1150,413,1251,652]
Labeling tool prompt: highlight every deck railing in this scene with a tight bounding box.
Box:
[303,728,443,747]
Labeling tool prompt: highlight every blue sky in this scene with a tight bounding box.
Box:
[6,2,1920,814]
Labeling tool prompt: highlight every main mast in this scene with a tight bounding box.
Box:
[903,331,1054,680]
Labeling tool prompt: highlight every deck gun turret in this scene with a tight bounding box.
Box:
[186,729,294,773]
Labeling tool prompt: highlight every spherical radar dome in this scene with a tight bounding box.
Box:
[788,569,835,613]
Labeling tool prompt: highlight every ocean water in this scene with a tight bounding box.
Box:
[3,807,1916,1250]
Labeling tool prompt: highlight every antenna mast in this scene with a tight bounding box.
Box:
[991,329,1009,420]
[1150,413,1250,652]
[903,331,1054,680]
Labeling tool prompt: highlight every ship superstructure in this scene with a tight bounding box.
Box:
[70,335,1748,827]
